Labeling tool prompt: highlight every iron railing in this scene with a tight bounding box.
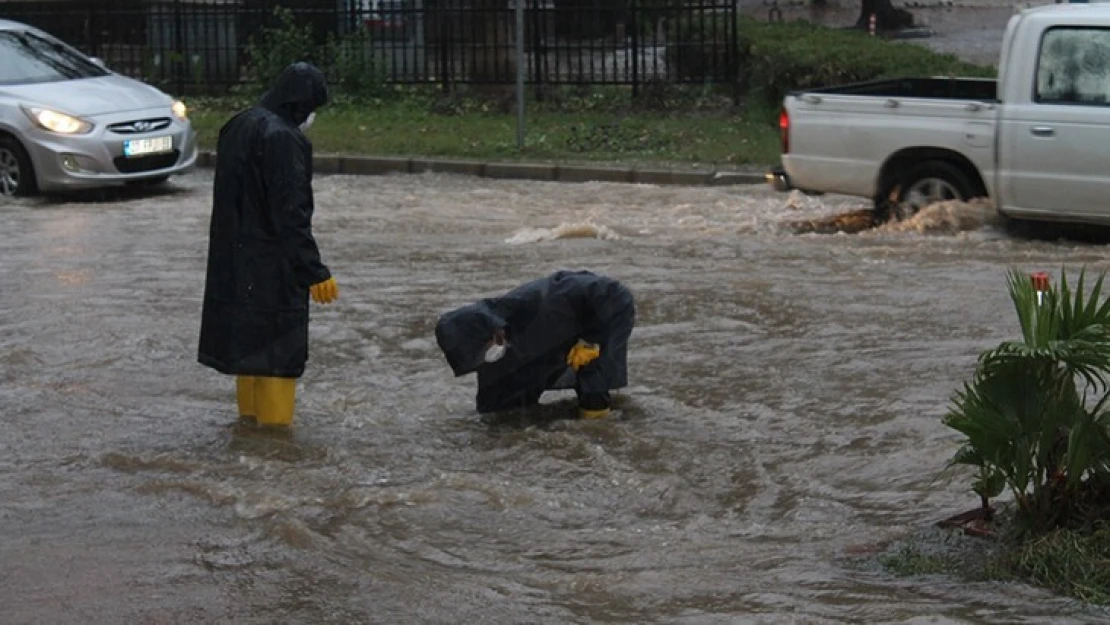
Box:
[0,0,740,96]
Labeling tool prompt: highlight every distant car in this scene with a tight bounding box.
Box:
[0,19,197,197]
[358,0,408,40]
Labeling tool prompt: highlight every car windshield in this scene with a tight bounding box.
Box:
[0,30,108,85]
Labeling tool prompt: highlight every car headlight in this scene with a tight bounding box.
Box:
[22,106,92,135]
[172,100,188,121]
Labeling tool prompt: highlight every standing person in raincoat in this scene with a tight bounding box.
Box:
[435,270,636,419]
[198,62,338,428]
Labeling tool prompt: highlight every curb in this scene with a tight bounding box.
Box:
[195,151,766,188]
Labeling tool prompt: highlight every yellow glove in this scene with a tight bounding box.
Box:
[567,340,600,371]
[310,277,339,304]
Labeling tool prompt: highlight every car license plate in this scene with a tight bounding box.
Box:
[123,136,173,158]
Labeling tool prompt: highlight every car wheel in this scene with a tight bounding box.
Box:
[0,136,37,198]
[886,160,980,221]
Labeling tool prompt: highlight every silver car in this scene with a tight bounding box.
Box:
[0,19,197,197]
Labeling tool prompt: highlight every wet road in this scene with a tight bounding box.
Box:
[3,170,1110,624]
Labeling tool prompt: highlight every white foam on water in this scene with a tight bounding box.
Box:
[505,221,621,245]
[784,190,828,213]
[874,198,1003,236]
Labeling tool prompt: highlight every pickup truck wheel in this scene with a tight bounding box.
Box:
[888,161,978,221]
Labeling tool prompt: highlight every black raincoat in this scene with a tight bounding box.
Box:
[198,63,330,378]
[435,270,636,413]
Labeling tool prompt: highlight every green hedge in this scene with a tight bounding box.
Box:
[738,18,996,106]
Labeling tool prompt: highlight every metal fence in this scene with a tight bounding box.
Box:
[0,0,740,95]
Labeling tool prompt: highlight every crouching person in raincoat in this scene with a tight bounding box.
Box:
[198,62,338,428]
[435,270,635,420]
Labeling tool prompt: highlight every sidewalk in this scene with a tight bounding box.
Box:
[195,151,768,187]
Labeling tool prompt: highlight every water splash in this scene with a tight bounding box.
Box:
[784,189,828,213]
[875,198,1001,235]
[505,221,620,245]
[785,198,1000,237]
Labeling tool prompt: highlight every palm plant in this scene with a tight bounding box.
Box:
[944,268,1110,535]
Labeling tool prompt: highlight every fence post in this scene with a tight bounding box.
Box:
[174,0,185,94]
[531,0,543,102]
[416,0,428,83]
[440,0,451,93]
[729,0,740,105]
[86,5,99,61]
[630,0,638,98]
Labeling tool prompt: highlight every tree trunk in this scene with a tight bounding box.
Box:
[855,0,914,32]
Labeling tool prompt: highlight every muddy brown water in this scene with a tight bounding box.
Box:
[3,171,1110,624]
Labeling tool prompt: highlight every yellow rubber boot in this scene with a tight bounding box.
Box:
[579,408,611,420]
[255,377,297,427]
[236,376,257,420]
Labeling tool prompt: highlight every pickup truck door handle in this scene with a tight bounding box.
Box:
[1031,126,1056,137]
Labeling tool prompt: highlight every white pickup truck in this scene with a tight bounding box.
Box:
[768,4,1110,224]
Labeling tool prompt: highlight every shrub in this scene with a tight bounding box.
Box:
[245,7,318,92]
[944,268,1110,537]
[325,28,389,101]
[738,17,996,106]
[245,6,390,102]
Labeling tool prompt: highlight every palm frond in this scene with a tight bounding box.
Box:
[950,443,983,467]
[974,467,1006,500]
[945,266,1110,530]
[1059,267,1110,341]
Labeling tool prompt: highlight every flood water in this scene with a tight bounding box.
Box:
[3,170,1110,624]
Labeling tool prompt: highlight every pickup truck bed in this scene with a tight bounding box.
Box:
[799,77,997,101]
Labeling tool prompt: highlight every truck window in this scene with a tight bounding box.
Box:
[1036,27,1110,106]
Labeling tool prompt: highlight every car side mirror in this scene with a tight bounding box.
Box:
[90,56,106,69]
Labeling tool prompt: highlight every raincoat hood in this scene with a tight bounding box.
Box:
[435,300,507,377]
[259,62,328,127]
